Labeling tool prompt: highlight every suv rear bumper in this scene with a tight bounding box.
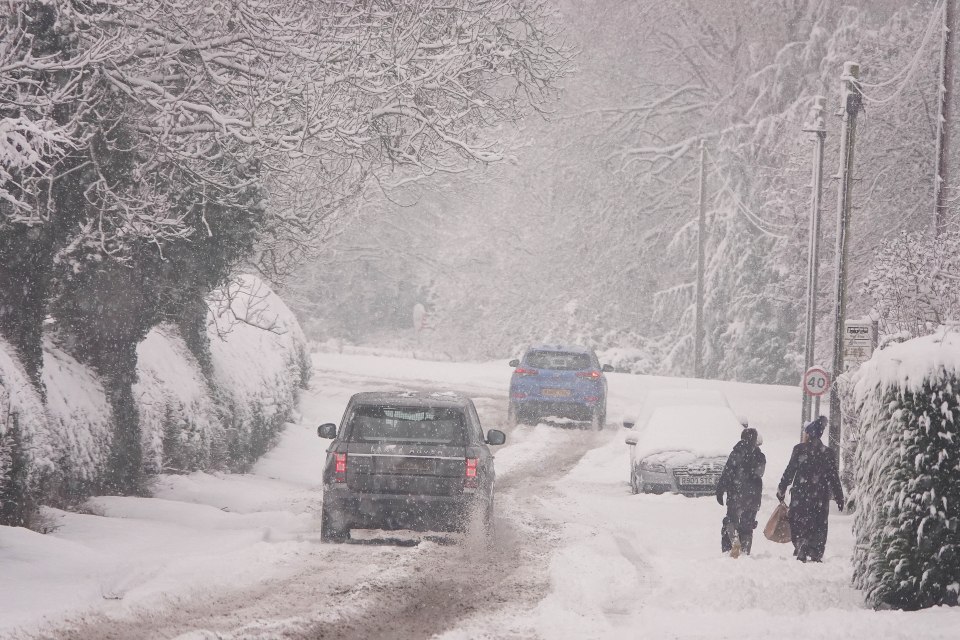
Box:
[513,399,600,421]
[323,488,486,532]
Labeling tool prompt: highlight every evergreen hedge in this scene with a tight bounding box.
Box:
[853,334,960,610]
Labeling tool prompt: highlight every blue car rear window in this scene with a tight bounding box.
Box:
[525,351,592,371]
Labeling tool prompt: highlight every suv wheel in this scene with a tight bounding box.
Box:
[591,405,606,431]
[483,496,495,537]
[507,401,519,427]
[320,505,350,543]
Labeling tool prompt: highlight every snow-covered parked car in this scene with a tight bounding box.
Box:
[624,405,745,495]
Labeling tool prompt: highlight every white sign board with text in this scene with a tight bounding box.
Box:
[843,320,876,369]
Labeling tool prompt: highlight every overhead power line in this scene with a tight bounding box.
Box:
[705,149,790,239]
[856,0,944,105]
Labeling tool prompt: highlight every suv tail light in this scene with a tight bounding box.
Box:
[464,458,478,489]
[576,370,602,380]
[334,453,347,483]
[513,367,539,376]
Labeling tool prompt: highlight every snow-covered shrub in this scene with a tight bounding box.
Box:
[207,275,310,471]
[0,336,55,526]
[134,325,222,475]
[852,329,960,610]
[42,337,112,499]
[597,344,660,375]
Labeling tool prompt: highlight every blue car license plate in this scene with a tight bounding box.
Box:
[541,388,571,397]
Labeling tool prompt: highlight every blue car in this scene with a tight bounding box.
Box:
[507,345,613,430]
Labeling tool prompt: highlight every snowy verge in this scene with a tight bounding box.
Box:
[0,414,328,637]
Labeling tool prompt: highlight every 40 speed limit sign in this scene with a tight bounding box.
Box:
[803,366,831,397]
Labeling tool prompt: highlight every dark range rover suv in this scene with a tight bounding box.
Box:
[317,391,506,542]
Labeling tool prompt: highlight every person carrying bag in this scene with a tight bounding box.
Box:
[776,416,844,562]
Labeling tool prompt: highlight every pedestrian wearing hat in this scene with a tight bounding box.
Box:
[776,416,844,562]
[716,427,765,558]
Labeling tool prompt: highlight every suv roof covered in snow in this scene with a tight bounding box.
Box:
[348,390,472,410]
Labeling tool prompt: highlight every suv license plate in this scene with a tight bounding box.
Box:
[679,475,718,486]
[391,459,434,474]
[541,388,571,397]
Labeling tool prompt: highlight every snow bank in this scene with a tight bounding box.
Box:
[207,275,310,469]
[135,325,221,475]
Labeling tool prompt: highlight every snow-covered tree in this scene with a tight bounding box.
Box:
[1,0,570,493]
[864,231,960,338]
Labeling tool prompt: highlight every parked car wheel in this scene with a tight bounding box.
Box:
[320,505,350,543]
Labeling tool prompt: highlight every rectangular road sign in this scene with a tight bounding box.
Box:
[843,320,877,369]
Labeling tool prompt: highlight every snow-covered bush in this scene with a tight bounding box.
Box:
[134,325,222,475]
[1,275,311,524]
[42,337,112,499]
[852,328,960,610]
[0,336,54,526]
[207,275,310,471]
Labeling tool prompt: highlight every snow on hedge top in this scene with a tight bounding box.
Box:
[636,405,742,459]
[0,335,55,478]
[43,337,112,481]
[135,324,219,473]
[206,274,307,420]
[853,327,960,404]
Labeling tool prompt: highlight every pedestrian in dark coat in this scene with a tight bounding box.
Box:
[776,416,844,562]
[716,427,765,556]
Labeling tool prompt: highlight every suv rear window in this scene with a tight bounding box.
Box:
[525,351,592,371]
[347,405,466,445]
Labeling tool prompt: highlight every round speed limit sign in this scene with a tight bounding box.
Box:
[803,366,831,397]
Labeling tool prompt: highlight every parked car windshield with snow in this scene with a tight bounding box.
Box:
[625,405,744,495]
[317,391,505,541]
[623,387,735,430]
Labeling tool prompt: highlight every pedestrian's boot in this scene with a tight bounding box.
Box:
[730,533,741,559]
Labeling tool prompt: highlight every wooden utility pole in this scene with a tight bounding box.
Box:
[694,140,707,378]
[936,0,955,236]
[829,62,861,455]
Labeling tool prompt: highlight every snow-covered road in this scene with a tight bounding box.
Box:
[3,352,958,639]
